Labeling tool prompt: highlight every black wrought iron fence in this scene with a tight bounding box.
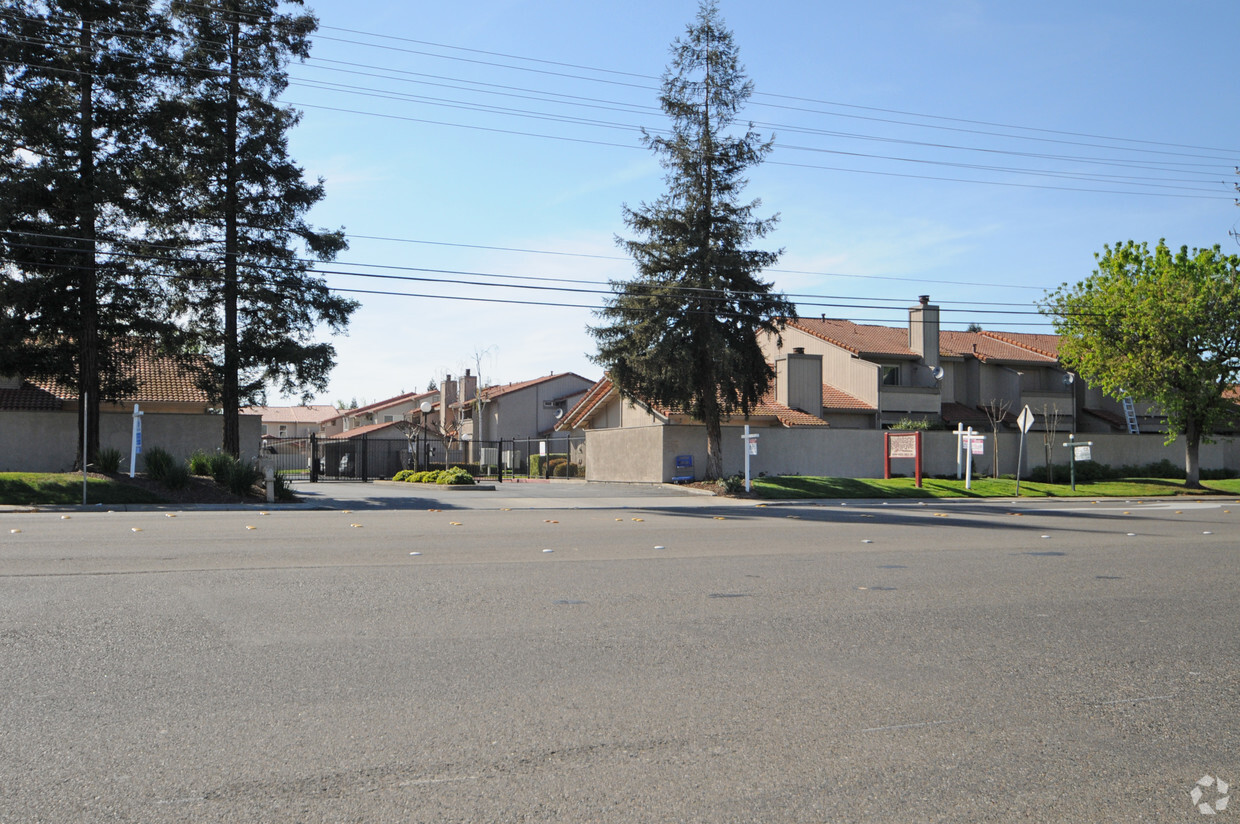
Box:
[262,433,586,482]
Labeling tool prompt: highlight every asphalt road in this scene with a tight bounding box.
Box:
[2,496,1237,822]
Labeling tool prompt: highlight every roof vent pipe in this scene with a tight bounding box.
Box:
[919,294,930,306]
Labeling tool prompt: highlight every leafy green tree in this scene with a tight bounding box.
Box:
[157,0,356,455]
[1044,240,1240,487]
[0,0,176,467]
[589,0,793,480]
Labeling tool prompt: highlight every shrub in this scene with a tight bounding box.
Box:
[890,417,931,431]
[95,447,122,474]
[436,467,475,485]
[207,452,236,484]
[717,474,746,494]
[272,473,296,502]
[393,469,415,482]
[187,449,212,476]
[161,462,191,490]
[223,459,263,497]
[142,446,177,482]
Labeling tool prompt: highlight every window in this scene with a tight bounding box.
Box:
[881,365,901,386]
[277,424,288,436]
[383,415,393,423]
[261,425,268,435]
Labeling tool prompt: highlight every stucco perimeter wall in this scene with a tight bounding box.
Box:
[585,424,1240,483]
[0,411,262,473]
[584,425,666,483]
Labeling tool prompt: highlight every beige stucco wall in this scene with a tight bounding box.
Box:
[482,375,594,441]
[0,411,262,473]
[583,424,1240,483]
[584,425,665,483]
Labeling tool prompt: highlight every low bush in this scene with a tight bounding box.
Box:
[717,473,746,494]
[223,459,263,497]
[393,469,415,482]
[187,449,212,476]
[142,446,177,483]
[272,473,296,502]
[436,467,475,485]
[95,447,123,474]
[161,462,191,490]
[207,452,236,485]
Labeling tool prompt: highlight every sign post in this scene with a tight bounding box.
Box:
[742,425,760,492]
[884,431,923,487]
[129,403,143,478]
[1015,405,1035,497]
[962,427,985,490]
[1061,433,1094,491]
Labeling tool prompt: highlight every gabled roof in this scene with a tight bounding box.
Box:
[980,331,1061,359]
[19,347,211,406]
[786,318,919,359]
[557,376,828,430]
[339,419,407,439]
[480,372,594,401]
[822,384,875,411]
[940,331,1058,365]
[558,376,618,430]
[345,389,437,418]
[242,404,339,424]
[0,383,63,411]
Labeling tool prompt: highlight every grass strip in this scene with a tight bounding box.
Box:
[751,475,1240,500]
[0,473,168,506]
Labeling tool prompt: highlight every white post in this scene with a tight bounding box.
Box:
[955,422,964,480]
[743,424,751,493]
[129,403,143,478]
[964,426,974,490]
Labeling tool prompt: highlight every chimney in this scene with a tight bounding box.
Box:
[776,349,824,418]
[460,369,478,405]
[440,374,457,431]
[909,295,940,370]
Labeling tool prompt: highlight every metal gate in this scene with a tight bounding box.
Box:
[260,433,585,482]
[261,434,411,482]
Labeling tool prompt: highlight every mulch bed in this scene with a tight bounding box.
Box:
[94,472,267,505]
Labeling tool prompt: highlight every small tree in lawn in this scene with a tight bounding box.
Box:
[590,0,793,480]
[982,398,1011,477]
[1039,402,1062,483]
[1043,240,1240,488]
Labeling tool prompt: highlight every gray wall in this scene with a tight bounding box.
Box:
[0,411,262,472]
[583,424,1238,483]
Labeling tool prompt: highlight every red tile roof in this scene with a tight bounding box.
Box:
[340,420,407,439]
[0,384,63,411]
[480,372,593,401]
[344,390,437,418]
[786,318,919,358]
[22,348,211,405]
[822,384,875,411]
[242,404,339,424]
[940,331,1058,364]
[559,376,827,429]
[980,331,1061,359]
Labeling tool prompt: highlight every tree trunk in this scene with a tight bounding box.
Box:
[75,16,100,471]
[704,413,724,481]
[221,13,241,457]
[1184,419,1202,489]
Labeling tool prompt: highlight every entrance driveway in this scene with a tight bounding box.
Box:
[289,479,719,511]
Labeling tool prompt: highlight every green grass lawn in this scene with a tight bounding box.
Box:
[0,473,168,506]
[750,475,1240,500]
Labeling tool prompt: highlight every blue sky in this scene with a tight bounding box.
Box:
[280,0,1240,406]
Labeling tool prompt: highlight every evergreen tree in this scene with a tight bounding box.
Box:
[157,0,356,455]
[0,0,176,467]
[590,0,793,480]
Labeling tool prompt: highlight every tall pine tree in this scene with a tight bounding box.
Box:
[157,0,356,455]
[590,0,793,480]
[0,0,176,467]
